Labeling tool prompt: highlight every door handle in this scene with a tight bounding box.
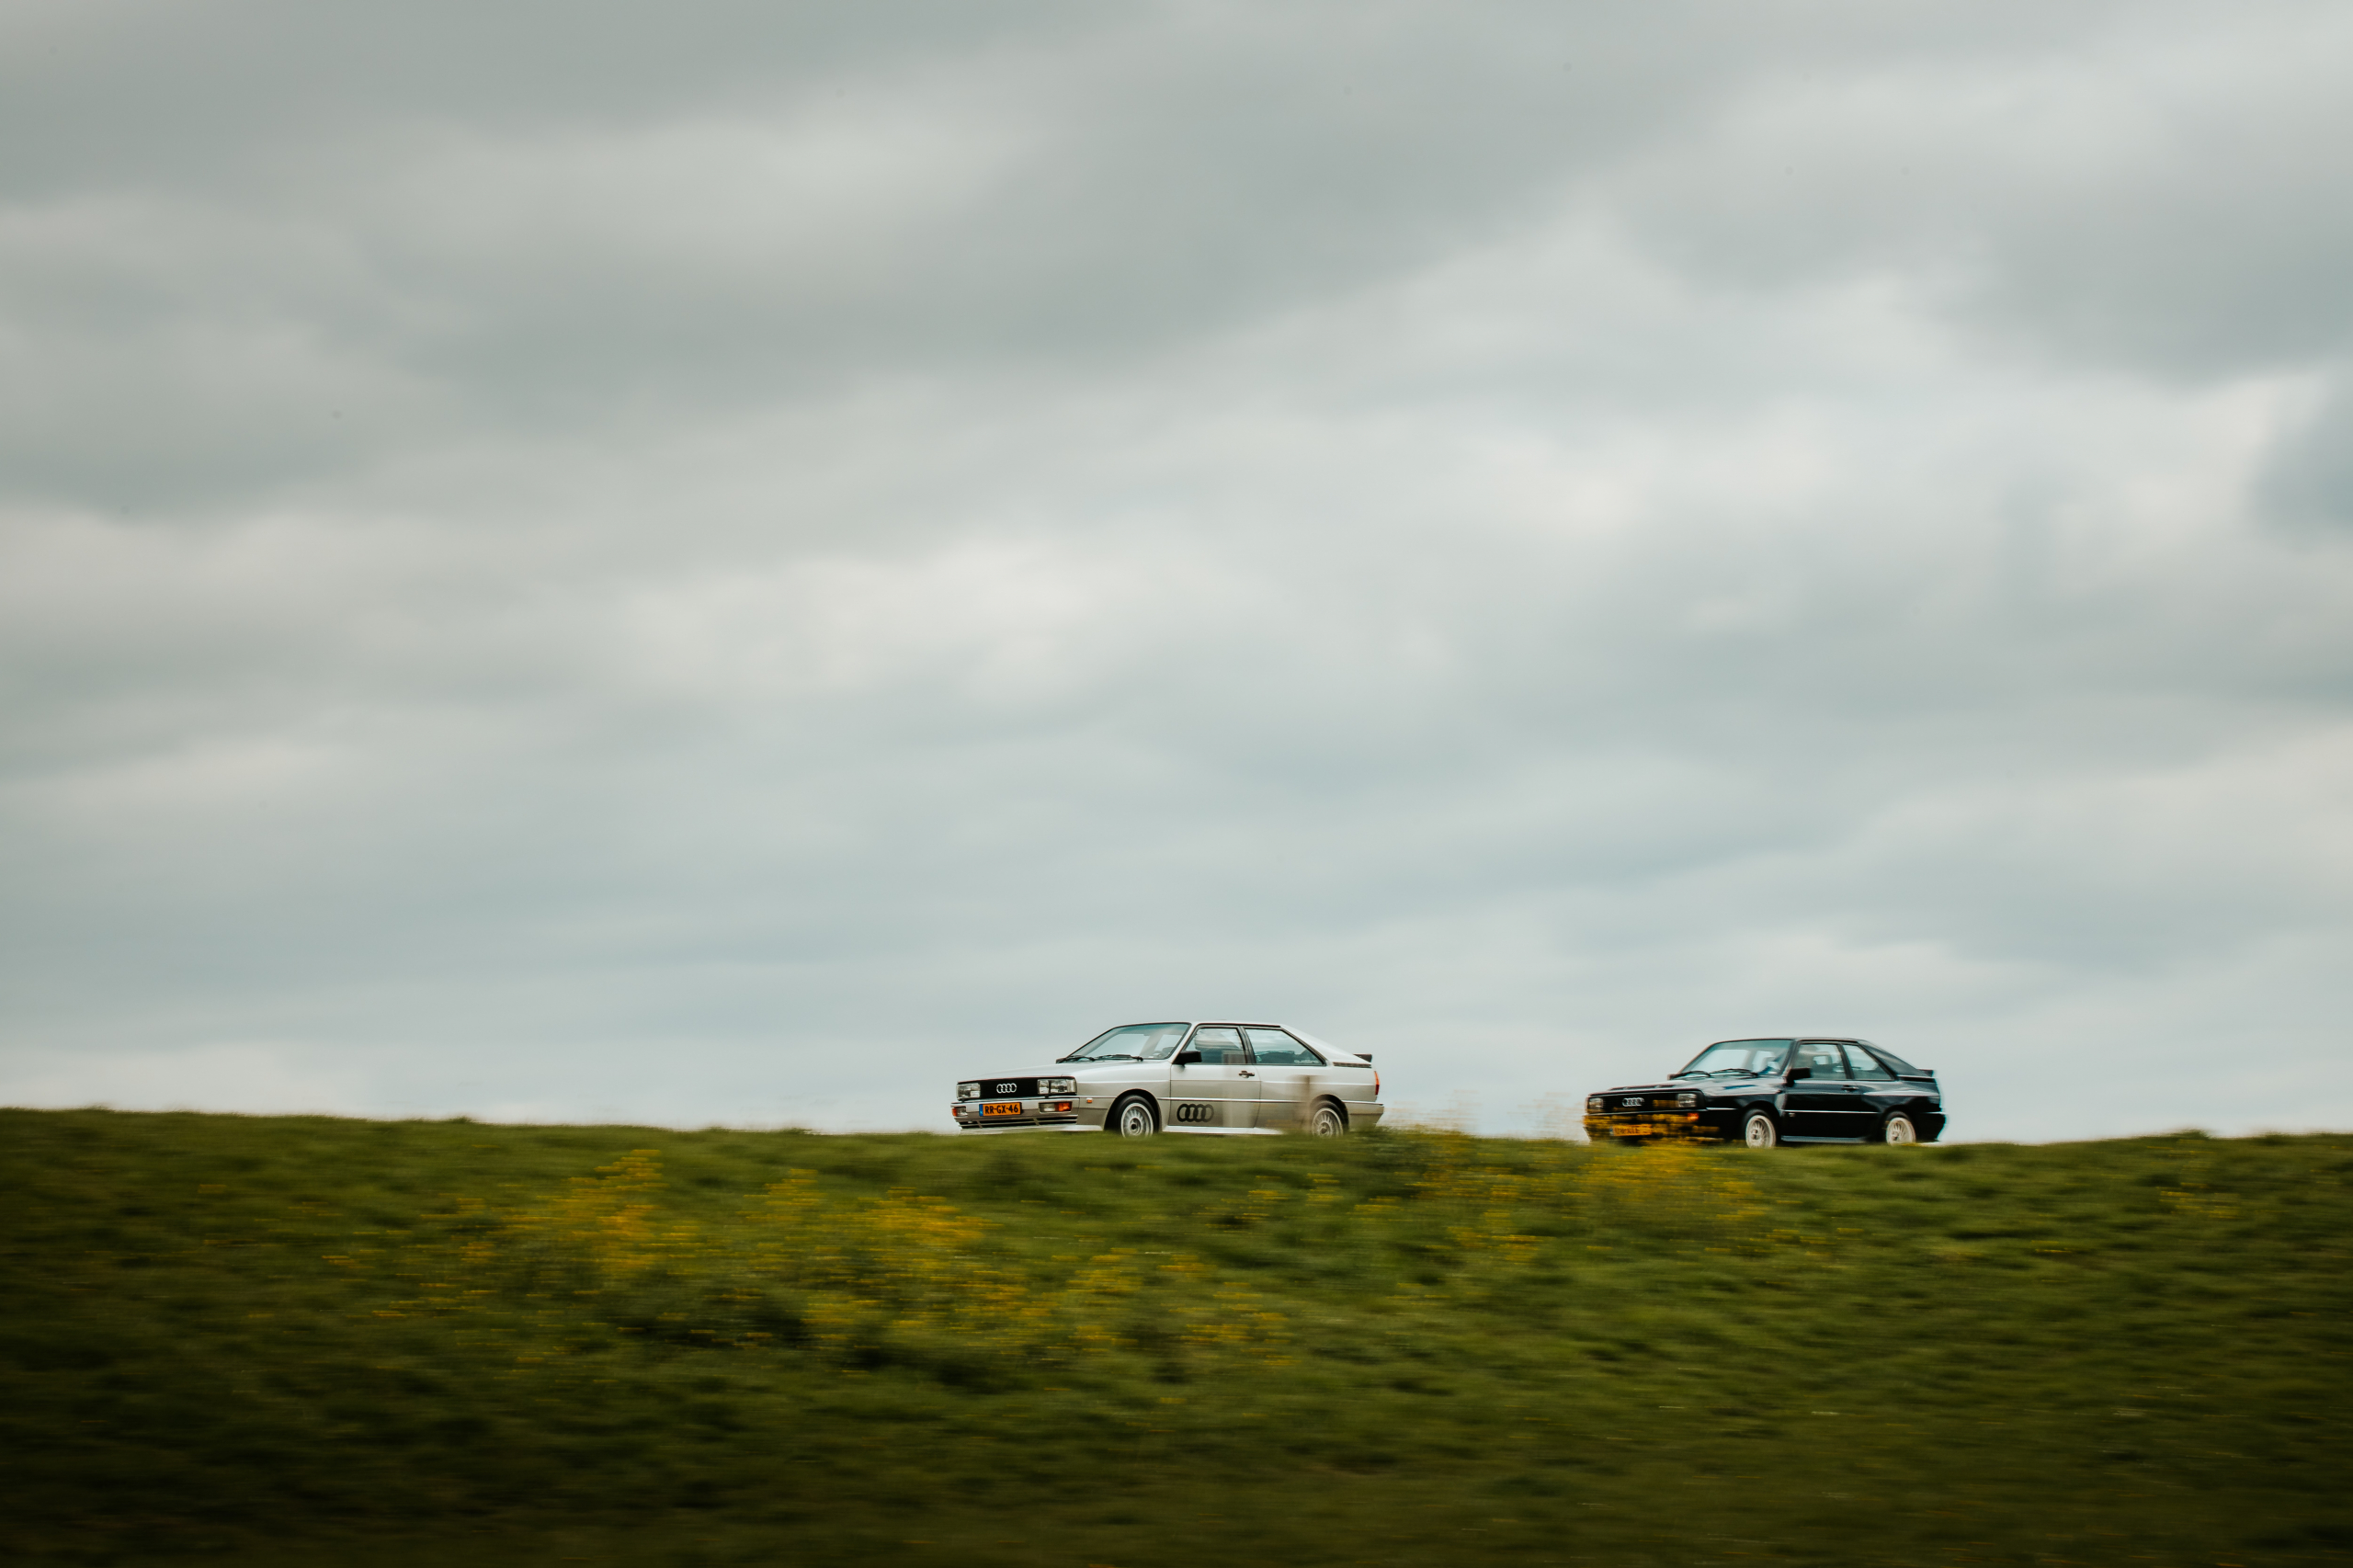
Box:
[1238,1071,1256,1078]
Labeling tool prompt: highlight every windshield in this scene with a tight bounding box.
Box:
[1062,1022,1191,1062]
[1673,1039,1794,1079]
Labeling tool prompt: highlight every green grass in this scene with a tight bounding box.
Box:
[3,1109,2348,1568]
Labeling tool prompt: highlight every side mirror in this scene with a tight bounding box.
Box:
[1174,1050,1202,1065]
[1786,1066,1811,1081]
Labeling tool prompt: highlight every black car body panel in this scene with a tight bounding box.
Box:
[1582,1037,1945,1145]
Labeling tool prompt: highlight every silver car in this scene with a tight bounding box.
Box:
[951,1020,1384,1137]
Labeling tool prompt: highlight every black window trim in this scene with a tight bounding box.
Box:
[1239,1024,1326,1067]
[1794,1039,1853,1080]
[1176,1020,1332,1067]
[1186,1023,1248,1065]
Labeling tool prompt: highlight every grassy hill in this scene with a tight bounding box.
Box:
[2,1108,2348,1568]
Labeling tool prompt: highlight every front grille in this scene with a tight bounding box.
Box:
[973,1077,1039,1097]
[1588,1096,1700,1116]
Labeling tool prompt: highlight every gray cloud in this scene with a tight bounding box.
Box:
[2264,378,2353,533]
[3,0,2349,1142]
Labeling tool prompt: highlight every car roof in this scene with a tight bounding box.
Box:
[1108,1021,1362,1058]
[1111,1020,1288,1029]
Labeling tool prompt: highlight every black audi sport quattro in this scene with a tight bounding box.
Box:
[1583,1037,1945,1148]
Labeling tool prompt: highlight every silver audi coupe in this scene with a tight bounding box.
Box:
[952,1020,1385,1136]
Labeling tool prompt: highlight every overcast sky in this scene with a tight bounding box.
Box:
[4,0,2349,1142]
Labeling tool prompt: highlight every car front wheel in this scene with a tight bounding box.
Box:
[1307,1100,1348,1136]
[1742,1110,1779,1149]
[1879,1112,1918,1145]
[1108,1095,1159,1137]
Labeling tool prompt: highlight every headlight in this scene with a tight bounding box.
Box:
[1676,1091,1698,1108]
[1040,1077,1075,1096]
[1586,1096,1604,1111]
[958,1083,980,1099]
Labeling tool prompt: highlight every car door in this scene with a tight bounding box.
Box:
[1807,1040,1879,1139]
[1780,1040,1855,1138]
[1242,1028,1324,1130]
[1168,1026,1258,1131]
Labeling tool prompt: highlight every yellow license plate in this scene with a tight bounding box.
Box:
[982,1101,1024,1118]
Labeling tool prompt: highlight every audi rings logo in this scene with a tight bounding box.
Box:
[1621,1096,1643,1108]
[996,1083,1017,1094]
[1174,1103,1215,1124]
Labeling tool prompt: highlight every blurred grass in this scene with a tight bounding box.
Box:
[2,1108,2348,1567]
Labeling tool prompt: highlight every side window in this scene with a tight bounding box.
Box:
[1245,1028,1322,1066]
[1842,1043,1895,1081]
[1188,1027,1245,1064]
[1793,1042,1847,1080]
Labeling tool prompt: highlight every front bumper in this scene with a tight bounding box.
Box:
[952,1096,1105,1132]
[1582,1108,1740,1142]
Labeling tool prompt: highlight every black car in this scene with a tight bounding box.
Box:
[1583,1037,1945,1148]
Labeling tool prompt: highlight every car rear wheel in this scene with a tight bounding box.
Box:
[1742,1110,1779,1149]
[1879,1112,1918,1145]
[1307,1099,1348,1136]
[1108,1094,1159,1137]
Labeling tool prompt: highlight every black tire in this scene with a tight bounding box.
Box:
[1107,1094,1159,1137]
[1307,1099,1348,1136]
[1876,1111,1919,1146]
[1741,1109,1780,1149]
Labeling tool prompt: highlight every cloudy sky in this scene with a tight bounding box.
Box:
[4,0,2349,1142]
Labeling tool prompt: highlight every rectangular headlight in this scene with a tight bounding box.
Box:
[1586,1096,1604,1111]
[958,1083,980,1099]
[1676,1091,1698,1108]
[1041,1077,1075,1096]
